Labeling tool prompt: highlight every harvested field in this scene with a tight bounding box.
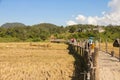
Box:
[100,42,119,57]
[0,42,75,80]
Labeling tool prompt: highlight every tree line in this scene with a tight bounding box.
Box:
[0,23,120,42]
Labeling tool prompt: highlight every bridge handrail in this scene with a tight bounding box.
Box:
[68,42,99,80]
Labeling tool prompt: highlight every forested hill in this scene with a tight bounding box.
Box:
[33,23,58,29]
[0,23,64,42]
[1,22,26,28]
[32,23,63,33]
[0,23,120,42]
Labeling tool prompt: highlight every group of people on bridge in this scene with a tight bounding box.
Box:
[69,37,98,53]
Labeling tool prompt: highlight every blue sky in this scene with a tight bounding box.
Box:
[0,0,112,26]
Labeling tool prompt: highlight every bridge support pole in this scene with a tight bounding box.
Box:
[93,47,99,80]
[119,42,120,62]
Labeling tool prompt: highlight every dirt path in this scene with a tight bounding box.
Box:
[98,51,120,80]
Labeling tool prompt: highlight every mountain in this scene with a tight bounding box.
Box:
[1,22,26,28]
[33,23,58,28]
[32,23,59,31]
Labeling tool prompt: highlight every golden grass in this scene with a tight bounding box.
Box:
[100,42,119,57]
[0,42,75,80]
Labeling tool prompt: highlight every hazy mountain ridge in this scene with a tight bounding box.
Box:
[1,22,26,28]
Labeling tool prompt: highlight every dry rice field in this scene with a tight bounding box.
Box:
[0,42,75,80]
[100,42,119,57]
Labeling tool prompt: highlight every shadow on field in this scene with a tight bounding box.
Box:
[68,45,85,80]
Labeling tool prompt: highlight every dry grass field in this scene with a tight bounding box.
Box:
[0,42,75,80]
[100,42,119,57]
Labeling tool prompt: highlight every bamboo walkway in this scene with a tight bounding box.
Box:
[98,51,120,80]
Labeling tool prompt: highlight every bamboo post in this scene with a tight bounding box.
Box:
[80,47,81,56]
[77,45,79,54]
[111,51,114,57]
[105,39,108,53]
[93,47,99,66]
[119,38,120,62]
[81,48,83,56]
[119,46,120,62]
[77,45,79,53]
[93,47,99,80]
[72,44,74,54]
[78,46,80,55]
[81,47,83,56]
[99,38,101,51]
[82,48,84,56]
[119,32,120,61]
[73,45,75,53]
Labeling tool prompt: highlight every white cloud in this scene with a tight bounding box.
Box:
[108,0,120,12]
[87,16,97,25]
[66,0,120,26]
[76,15,86,22]
[66,20,77,26]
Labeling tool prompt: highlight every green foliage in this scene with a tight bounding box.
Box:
[0,23,65,42]
[1,22,25,28]
[69,26,77,33]
[0,22,119,42]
